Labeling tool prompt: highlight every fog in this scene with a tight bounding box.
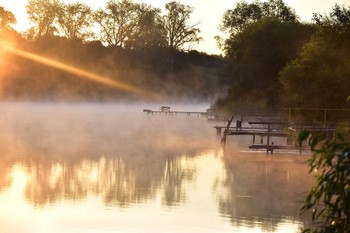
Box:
[0,101,317,233]
[0,102,213,205]
[0,102,216,159]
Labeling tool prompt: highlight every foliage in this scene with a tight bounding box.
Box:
[94,0,139,47]
[0,6,16,32]
[0,1,229,102]
[0,34,227,101]
[220,0,297,36]
[23,0,200,53]
[298,128,350,233]
[211,0,313,113]
[162,1,201,51]
[279,4,350,108]
[124,3,166,50]
[214,18,314,112]
[26,0,62,39]
[56,3,93,41]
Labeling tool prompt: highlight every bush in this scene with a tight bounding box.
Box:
[298,128,350,232]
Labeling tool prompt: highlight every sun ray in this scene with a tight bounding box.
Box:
[0,41,156,98]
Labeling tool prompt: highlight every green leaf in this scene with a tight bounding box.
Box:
[297,130,310,146]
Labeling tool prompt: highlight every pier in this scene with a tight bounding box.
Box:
[218,119,338,154]
[143,106,213,118]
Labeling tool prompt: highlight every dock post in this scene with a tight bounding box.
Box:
[266,123,271,154]
[216,127,222,135]
[221,115,234,146]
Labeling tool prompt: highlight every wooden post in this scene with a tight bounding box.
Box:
[288,108,291,123]
[216,127,222,135]
[221,115,234,146]
[266,123,271,154]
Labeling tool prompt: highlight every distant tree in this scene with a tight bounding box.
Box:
[26,0,62,39]
[279,4,350,108]
[162,1,201,51]
[57,3,93,41]
[125,3,166,50]
[220,0,297,36]
[94,0,138,47]
[312,3,350,29]
[0,6,16,33]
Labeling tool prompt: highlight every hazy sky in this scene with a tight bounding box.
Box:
[0,0,349,54]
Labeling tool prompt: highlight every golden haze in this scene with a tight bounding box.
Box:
[0,40,158,99]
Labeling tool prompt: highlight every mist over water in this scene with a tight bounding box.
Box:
[0,102,214,158]
[0,102,314,233]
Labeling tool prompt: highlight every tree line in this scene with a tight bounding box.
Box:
[0,0,227,101]
[23,0,201,51]
[0,0,349,108]
[213,0,350,114]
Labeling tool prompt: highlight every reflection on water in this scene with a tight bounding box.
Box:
[216,153,314,232]
[0,103,314,232]
[19,155,195,208]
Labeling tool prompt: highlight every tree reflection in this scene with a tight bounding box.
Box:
[215,153,315,230]
[162,156,195,206]
[5,153,197,208]
[0,103,213,208]
[0,159,13,192]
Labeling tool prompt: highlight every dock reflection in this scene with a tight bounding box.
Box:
[215,151,315,231]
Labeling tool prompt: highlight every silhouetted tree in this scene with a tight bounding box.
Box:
[162,1,201,51]
[125,3,166,50]
[57,2,94,41]
[94,0,138,47]
[26,0,62,39]
[0,6,16,33]
[220,0,297,36]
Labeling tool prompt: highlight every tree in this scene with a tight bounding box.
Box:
[0,6,16,33]
[162,1,201,51]
[125,3,166,50]
[220,0,297,36]
[212,0,311,112]
[26,0,62,39]
[279,4,350,108]
[215,18,314,111]
[57,3,93,41]
[94,0,139,47]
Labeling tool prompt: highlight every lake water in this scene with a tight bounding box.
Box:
[0,103,314,233]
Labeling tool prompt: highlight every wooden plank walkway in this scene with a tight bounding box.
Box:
[143,109,208,117]
[218,120,337,154]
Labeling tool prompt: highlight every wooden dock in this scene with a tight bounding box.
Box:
[143,109,208,117]
[143,106,214,118]
[218,120,337,154]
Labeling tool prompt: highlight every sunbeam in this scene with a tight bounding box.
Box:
[0,42,155,98]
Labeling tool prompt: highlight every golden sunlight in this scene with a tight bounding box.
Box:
[0,41,154,97]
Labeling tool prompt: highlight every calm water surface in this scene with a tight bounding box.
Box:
[0,103,314,233]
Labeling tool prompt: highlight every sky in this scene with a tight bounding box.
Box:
[0,0,349,55]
